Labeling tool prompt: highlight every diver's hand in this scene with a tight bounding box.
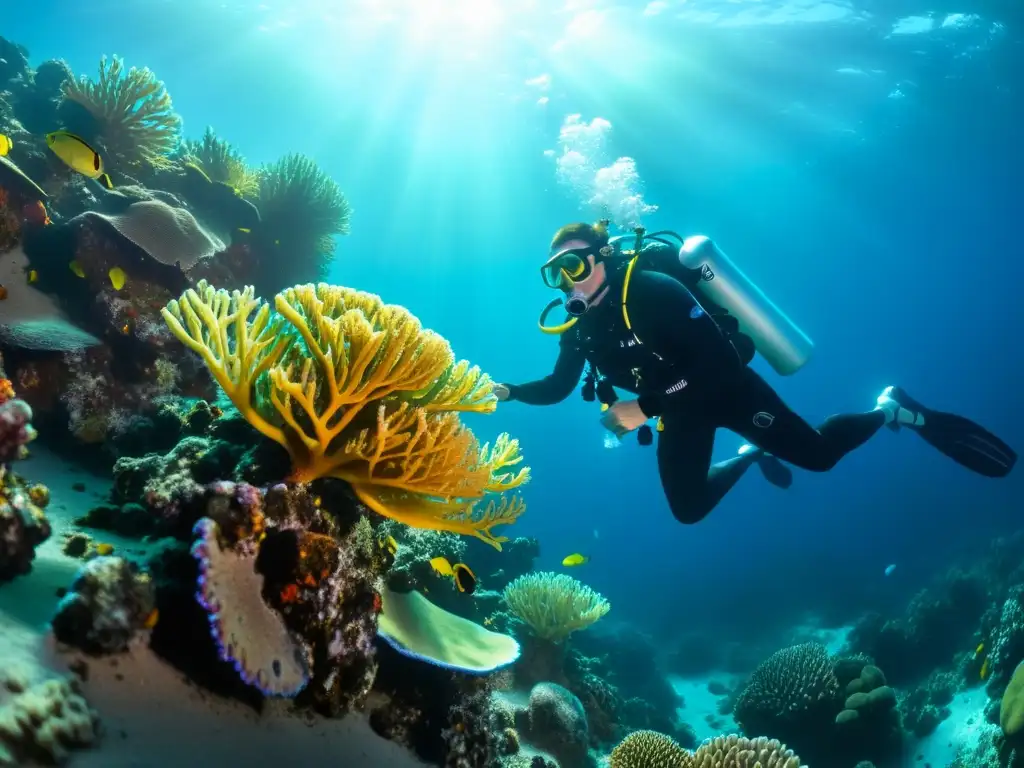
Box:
[601,399,648,438]
[493,383,511,402]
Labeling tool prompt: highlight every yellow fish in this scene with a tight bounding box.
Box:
[483,617,494,627]
[94,542,114,556]
[27,269,38,284]
[430,556,454,577]
[453,563,477,595]
[143,609,160,630]
[108,267,126,290]
[981,657,990,680]
[975,642,985,656]
[46,131,114,189]
[562,553,590,567]
[237,227,251,234]
[379,535,398,556]
[69,261,85,278]
[0,134,11,156]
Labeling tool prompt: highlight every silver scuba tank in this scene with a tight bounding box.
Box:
[678,235,813,376]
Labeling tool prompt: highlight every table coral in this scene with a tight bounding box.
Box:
[162,280,529,548]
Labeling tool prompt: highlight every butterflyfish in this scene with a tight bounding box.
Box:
[0,134,11,156]
[453,563,477,594]
[380,535,398,556]
[108,267,126,290]
[429,556,454,577]
[46,131,114,189]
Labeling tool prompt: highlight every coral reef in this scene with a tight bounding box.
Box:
[609,730,691,768]
[732,644,902,768]
[60,55,182,173]
[0,464,51,582]
[51,555,157,654]
[608,731,806,768]
[0,382,49,582]
[191,516,312,697]
[0,397,35,462]
[161,280,528,547]
[691,735,805,768]
[180,127,260,199]
[0,668,100,766]
[503,572,610,642]
[899,668,957,737]
[254,153,351,292]
[517,682,593,768]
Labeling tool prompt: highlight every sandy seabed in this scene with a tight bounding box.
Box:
[0,449,430,768]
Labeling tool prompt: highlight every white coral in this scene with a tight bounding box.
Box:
[0,672,99,765]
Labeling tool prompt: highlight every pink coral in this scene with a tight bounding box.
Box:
[0,399,36,462]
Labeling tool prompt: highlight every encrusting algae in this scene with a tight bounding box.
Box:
[161,280,529,548]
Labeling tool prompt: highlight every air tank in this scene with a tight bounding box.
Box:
[678,235,813,376]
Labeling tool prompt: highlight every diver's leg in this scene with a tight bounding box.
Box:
[726,369,886,471]
[657,417,759,524]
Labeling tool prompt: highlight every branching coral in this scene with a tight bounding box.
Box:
[609,730,691,768]
[256,153,351,289]
[61,54,182,170]
[733,642,840,735]
[503,572,610,642]
[691,735,805,768]
[162,280,529,548]
[181,127,260,199]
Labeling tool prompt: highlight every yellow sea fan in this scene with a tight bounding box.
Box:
[162,281,528,549]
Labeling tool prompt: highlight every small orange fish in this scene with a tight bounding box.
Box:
[143,609,160,629]
[281,583,300,603]
[0,285,7,301]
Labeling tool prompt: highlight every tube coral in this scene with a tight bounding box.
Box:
[162,281,529,548]
[502,572,610,642]
[61,55,182,170]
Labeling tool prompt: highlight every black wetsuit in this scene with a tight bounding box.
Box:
[506,265,888,524]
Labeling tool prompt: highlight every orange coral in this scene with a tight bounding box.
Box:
[0,379,15,405]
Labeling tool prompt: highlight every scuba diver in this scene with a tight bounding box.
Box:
[494,220,1016,525]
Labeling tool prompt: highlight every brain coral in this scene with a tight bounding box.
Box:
[609,730,692,768]
[691,735,805,768]
[733,642,840,736]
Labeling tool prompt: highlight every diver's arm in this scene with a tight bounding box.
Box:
[627,271,743,417]
[504,341,586,405]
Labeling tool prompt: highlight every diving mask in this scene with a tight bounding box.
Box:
[540,246,595,290]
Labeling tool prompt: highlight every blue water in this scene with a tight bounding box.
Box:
[9,1,1021,644]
